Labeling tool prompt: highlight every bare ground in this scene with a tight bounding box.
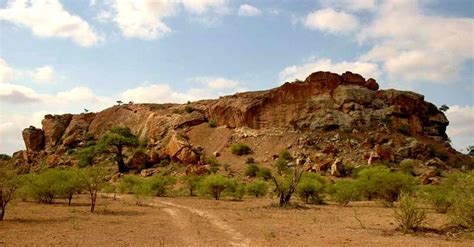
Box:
[1,195,472,246]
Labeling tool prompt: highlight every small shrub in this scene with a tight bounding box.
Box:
[399,159,415,175]
[199,175,232,200]
[246,180,268,198]
[182,175,202,196]
[117,175,143,194]
[245,163,260,178]
[329,180,360,206]
[257,167,272,181]
[208,119,217,128]
[184,105,194,113]
[446,171,474,230]
[227,180,246,201]
[231,143,252,156]
[296,173,325,204]
[394,193,427,233]
[147,175,176,197]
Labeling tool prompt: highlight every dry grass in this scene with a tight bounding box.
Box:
[1,195,472,246]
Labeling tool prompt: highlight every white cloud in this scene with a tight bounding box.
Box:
[0,0,100,46]
[238,4,261,17]
[120,84,194,103]
[190,76,239,89]
[181,0,229,15]
[445,105,474,151]
[0,58,18,83]
[31,66,55,84]
[0,83,42,103]
[109,0,176,40]
[359,0,474,83]
[304,8,359,34]
[279,58,380,83]
[319,0,377,11]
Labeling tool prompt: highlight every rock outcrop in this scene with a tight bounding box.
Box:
[16,71,471,172]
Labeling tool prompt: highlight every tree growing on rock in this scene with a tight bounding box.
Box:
[98,126,139,173]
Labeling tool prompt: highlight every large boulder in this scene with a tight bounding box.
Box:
[165,134,200,164]
[127,151,151,170]
[61,113,96,147]
[42,114,73,149]
[22,126,45,151]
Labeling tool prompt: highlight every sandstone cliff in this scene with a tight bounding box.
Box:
[13,71,472,176]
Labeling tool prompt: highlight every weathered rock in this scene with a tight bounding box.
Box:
[22,126,45,151]
[127,151,150,170]
[420,169,441,185]
[140,168,159,177]
[213,151,220,157]
[46,154,60,167]
[330,158,343,177]
[42,114,72,149]
[165,134,200,164]
[424,158,445,168]
[61,113,96,147]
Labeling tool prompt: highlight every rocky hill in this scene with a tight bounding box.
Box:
[14,71,472,181]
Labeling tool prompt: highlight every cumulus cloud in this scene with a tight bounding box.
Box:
[238,4,261,17]
[181,0,229,15]
[120,84,195,103]
[304,8,359,34]
[0,58,18,83]
[319,0,377,11]
[190,76,239,89]
[279,58,380,83]
[31,66,55,83]
[359,0,474,83]
[445,105,474,152]
[0,83,41,103]
[0,0,100,46]
[109,0,176,39]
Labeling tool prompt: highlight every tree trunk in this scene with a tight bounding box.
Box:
[1,207,5,221]
[68,194,73,206]
[90,192,97,213]
[116,145,127,173]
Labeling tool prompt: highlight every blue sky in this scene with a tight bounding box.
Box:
[0,0,473,155]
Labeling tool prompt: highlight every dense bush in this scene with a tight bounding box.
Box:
[355,166,417,204]
[245,163,260,177]
[22,169,81,204]
[182,175,202,196]
[328,180,360,206]
[199,175,232,200]
[246,180,268,198]
[231,143,252,156]
[296,173,325,204]
[0,164,20,220]
[399,159,415,175]
[226,180,246,201]
[394,193,427,233]
[256,167,272,181]
[147,175,176,197]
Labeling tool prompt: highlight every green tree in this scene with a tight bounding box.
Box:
[271,151,304,207]
[0,164,20,220]
[98,126,139,173]
[77,145,101,167]
[328,180,360,206]
[79,166,109,213]
[199,174,231,200]
[245,163,260,178]
[56,169,83,206]
[439,104,449,112]
[182,175,202,196]
[147,174,176,197]
[296,173,325,204]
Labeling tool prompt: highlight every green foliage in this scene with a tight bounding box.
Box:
[182,175,202,196]
[256,167,272,181]
[422,185,451,213]
[147,175,176,197]
[328,180,360,206]
[117,175,143,194]
[22,169,64,204]
[296,173,325,204]
[207,119,217,128]
[246,180,268,198]
[77,145,101,167]
[275,149,293,174]
[231,143,252,156]
[226,180,246,201]
[399,159,415,175]
[199,174,232,200]
[0,164,20,220]
[271,158,305,207]
[184,105,195,113]
[78,166,109,212]
[245,163,260,178]
[98,126,139,172]
[355,166,417,204]
[394,193,427,233]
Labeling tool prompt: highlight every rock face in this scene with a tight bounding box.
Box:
[42,114,72,149]
[22,126,45,151]
[18,71,470,172]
